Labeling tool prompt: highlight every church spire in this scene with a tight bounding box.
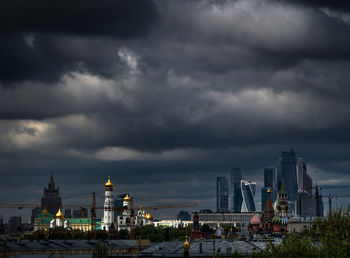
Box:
[281,176,286,193]
[49,172,55,189]
[265,188,273,211]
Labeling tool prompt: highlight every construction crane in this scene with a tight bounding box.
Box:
[328,194,350,214]
[0,203,91,209]
[300,185,350,215]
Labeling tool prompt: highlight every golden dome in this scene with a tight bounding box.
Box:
[105,176,114,191]
[56,208,64,219]
[42,208,48,214]
[145,213,153,220]
[182,236,190,251]
[123,194,132,202]
[267,188,271,193]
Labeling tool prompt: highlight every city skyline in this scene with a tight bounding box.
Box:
[1,0,350,221]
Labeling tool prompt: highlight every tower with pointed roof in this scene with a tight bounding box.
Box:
[274,176,289,217]
[117,194,133,231]
[258,188,275,233]
[102,176,115,230]
[41,174,62,215]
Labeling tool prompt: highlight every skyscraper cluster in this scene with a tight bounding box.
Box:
[217,168,256,212]
[217,149,324,217]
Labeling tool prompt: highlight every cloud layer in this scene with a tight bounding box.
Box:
[1,0,350,220]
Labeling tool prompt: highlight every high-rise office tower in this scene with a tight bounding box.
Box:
[261,168,277,211]
[297,158,312,196]
[264,167,277,189]
[277,149,298,202]
[230,168,243,212]
[217,177,229,212]
[41,175,62,215]
[241,180,256,212]
[297,191,324,217]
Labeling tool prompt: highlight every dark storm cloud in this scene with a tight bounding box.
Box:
[280,0,350,11]
[0,0,158,83]
[0,0,158,37]
[1,0,350,220]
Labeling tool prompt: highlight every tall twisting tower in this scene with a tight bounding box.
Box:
[102,176,114,230]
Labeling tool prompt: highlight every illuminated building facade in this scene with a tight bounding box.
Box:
[101,176,115,230]
[240,180,256,212]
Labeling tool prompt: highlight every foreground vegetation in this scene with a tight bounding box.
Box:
[253,207,350,258]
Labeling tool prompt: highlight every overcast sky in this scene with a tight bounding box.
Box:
[1,0,350,222]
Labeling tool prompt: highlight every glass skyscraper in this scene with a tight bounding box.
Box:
[241,180,256,212]
[277,149,298,202]
[217,177,229,212]
[264,167,277,189]
[230,168,242,212]
[261,167,277,211]
[297,158,312,196]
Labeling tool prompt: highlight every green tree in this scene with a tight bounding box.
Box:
[253,207,350,258]
[116,229,129,239]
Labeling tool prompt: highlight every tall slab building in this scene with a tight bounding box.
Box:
[41,175,62,215]
[277,149,298,202]
[297,158,312,196]
[261,168,277,211]
[216,177,229,212]
[229,168,243,212]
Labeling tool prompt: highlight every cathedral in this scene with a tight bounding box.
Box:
[248,177,289,236]
[33,176,153,232]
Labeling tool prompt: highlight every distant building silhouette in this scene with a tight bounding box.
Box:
[0,215,5,234]
[297,187,323,217]
[31,175,62,224]
[177,211,191,221]
[41,175,62,215]
[217,177,229,212]
[277,149,298,202]
[64,209,72,218]
[261,168,277,211]
[297,158,312,196]
[8,216,22,233]
[230,168,242,212]
[241,180,256,212]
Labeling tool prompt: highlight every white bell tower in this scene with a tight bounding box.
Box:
[102,176,114,230]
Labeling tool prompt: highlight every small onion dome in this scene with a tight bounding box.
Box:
[182,236,190,251]
[267,188,271,193]
[105,176,114,191]
[145,213,153,220]
[123,194,132,202]
[250,212,261,225]
[272,214,281,224]
[56,208,64,219]
[42,208,48,214]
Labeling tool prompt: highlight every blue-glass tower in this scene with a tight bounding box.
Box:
[277,149,298,202]
[230,168,243,212]
[261,167,277,211]
[217,177,229,212]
